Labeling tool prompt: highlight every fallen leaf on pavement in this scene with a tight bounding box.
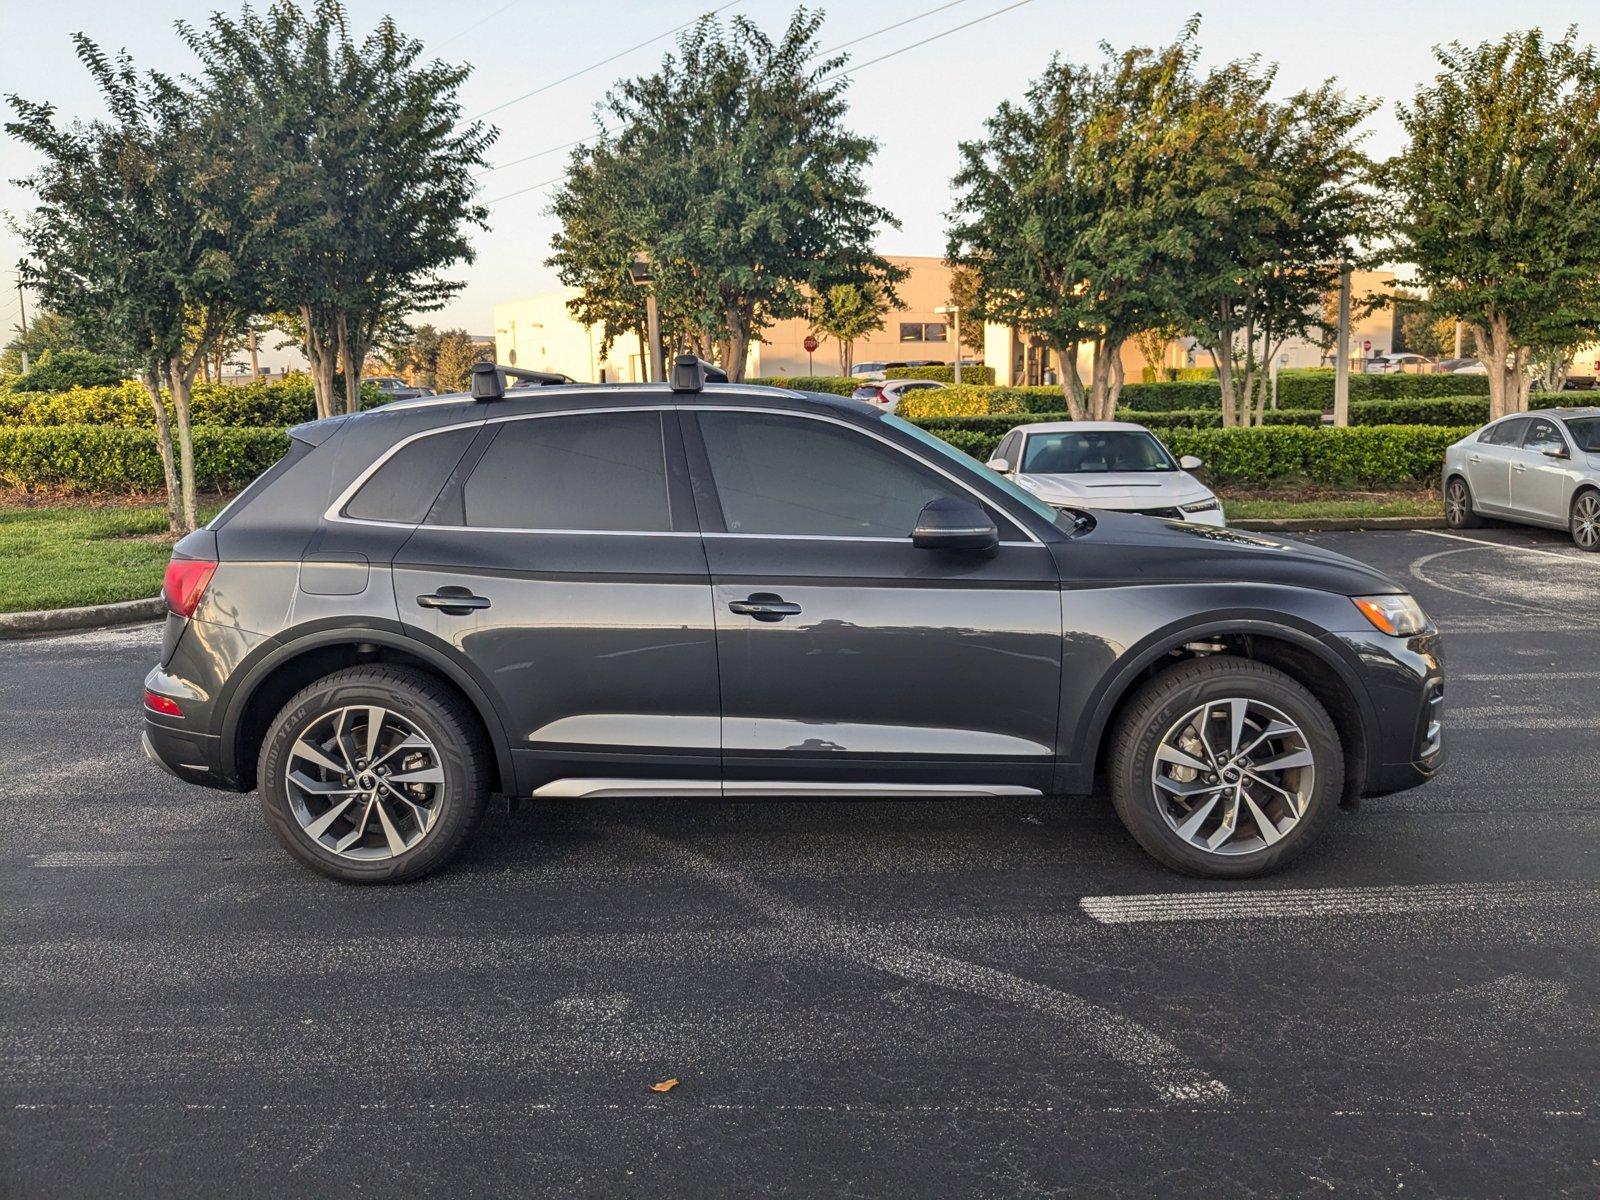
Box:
[650,1078,680,1093]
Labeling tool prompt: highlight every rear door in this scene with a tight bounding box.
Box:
[682,405,1063,795]
[391,406,721,794]
[1465,418,1526,511]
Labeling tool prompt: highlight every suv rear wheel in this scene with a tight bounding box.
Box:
[257,665,490,883]
[1108,656,1343,878]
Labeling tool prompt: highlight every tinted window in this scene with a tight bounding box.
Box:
[1521,417,1567,454]
[345,426,477,523]
[1021,430,1176,474]
[1566,417,1600,452]
[1481,418,1527,446]
[461,412,670,531]
[696,411,968,538]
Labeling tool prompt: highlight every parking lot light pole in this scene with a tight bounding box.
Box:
[934,305,961,384]
[1334,264,1351,427]
[629,253,664,383]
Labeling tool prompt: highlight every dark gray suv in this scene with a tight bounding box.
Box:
[143,359,1444,883]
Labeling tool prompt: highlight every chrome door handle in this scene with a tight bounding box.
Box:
[728,593,802,622]
[1469,454,1483,463]
[417,590,491,614]
[1511,464,1526,473]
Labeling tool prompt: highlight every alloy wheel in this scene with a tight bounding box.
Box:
[1445,479,1469,526]
[285,705,444,860]
[1574,493,1600,550]
[1150,698,1315,856]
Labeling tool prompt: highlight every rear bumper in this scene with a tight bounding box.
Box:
[141,720,233,789]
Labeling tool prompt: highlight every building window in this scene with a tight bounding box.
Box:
[898,322,949,343]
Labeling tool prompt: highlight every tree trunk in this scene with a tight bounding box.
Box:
[840,339,854,375]
[165,357,199,534]
[140,368,183,535]
[1473,315,1527,419]
[338,312,362,415]
[302,305,339,419]
[1054,340,1088,421]
[1107,351,1125,415]
[724,308,750,382]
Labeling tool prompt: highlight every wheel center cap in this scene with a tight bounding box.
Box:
[1223,768,1241,784]
[359,773,376,790]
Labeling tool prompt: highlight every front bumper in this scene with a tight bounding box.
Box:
[1330,627,1446,796]
[1051,502,1227,527]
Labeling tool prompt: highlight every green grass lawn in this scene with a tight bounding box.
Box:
[1222,495,1439,521]
[0,501,225,613]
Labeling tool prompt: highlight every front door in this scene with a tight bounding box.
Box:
[1509,415,1574,524]
[1465,417,1527,511]
[392,406,721,794]
[682,406,1063,795]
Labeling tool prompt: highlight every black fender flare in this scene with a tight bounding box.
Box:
[217,618,516,791]
[1068,612,1377,775]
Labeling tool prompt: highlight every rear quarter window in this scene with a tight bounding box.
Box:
[343,426,479,523]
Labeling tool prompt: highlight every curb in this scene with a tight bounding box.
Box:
[1231,516,1446,533]
[0,596,166,640]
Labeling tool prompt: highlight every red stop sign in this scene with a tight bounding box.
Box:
[803,335,819,353]
[1362,339,1371,351]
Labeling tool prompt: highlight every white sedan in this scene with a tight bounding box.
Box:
[985,421,1225,526]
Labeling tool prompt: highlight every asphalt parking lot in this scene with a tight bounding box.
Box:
[3,525,1598,1198]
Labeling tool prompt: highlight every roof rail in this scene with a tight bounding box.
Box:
[670,354,729,393]
[470,362,577,401]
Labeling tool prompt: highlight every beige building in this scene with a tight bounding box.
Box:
[493,261,1403,385]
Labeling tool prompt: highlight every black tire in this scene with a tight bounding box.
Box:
[1444,474,1483,529]
[1108,656,1344,879]
[1570,488,1600,552]
[258,665,490,883]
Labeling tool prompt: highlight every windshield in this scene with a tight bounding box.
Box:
[883,414,1063,526]
[1565,417,1600,452]
[1021,429,1176,474]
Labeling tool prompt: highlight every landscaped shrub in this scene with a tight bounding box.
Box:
[0,374,386,427]
[916,420,1473,487]
[0,425,290,492]
[908,409,1322,446]
[884,365,997,385]
[7,349,127,392]
[747,375,858,395]
[1273,368,1492,410]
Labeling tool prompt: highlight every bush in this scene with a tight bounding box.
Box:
[1349,396,1488,426]
[909,409,1322,447]
[1274,368,1491,410]
[885,364,997,385]
[0,425,290,493]
[1119,381,1223,410]
[8,349,127,392]
[0,374,386,428]
[747,375,858,396]
[916,421,1472,487]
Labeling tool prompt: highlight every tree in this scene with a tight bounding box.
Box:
[808,283,887,373]
[2,311,88,375]
[550,9,902,380]
[378,324,444,387]
[7,38,258,531]
[433,330,493,392]
[1384,29,1600,418]
[948,29,1220,420]
[945,266,987,358]
[180,0,495,417]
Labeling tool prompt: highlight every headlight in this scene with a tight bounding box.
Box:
[1180,498,1220,513]
[1352,593,1430,636]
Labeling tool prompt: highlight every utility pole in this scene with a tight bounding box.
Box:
[1333,264,1351,427]
[1454,320,1464,360]
[16,283,30,375]
[935,305,962,385]
[628,252,664,382]
[248,325,260,376]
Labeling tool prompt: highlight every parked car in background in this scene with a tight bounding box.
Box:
[1438,358,1487,375]
[850,378,945,412]
[1364,353,1434,374]
[850,361,910,379]
[367,376,427,401]
[985,421,1225,526]
[1442,408,1600,549]
[142,361,1442,883]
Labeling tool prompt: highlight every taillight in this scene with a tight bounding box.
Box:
[144,689,183,717]
[162,558,217,618]
[875,388,888,404]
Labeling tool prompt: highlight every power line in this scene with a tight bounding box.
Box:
[813,0,979,58]
[478,130,613,179]
[469,0,744,123]
[819,0,1035,82]
[483,173,568,209]
[432,0,528,53]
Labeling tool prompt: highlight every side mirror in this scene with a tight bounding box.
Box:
[985,456,1011,473]
[1179,455,1203,471]
[1542,446,1570,460]
[913,496,999,552]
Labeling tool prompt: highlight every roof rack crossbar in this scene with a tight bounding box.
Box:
[670,355,729,393]
[470,362,576,401]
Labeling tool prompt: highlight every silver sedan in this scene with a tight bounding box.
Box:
[1442,408,1600,550]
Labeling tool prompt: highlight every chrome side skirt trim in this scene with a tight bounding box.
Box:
[530,778,1042,800]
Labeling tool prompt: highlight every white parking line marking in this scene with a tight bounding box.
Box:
[613,823,1233,1107]
[1417,528,1598,563]
[31,850,178,867]
[1079,880,1600,925]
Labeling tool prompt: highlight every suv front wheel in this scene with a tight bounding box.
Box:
[257,665,490,883]
[1108,656,1343,878]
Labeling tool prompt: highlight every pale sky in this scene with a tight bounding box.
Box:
[2,0,1595,347]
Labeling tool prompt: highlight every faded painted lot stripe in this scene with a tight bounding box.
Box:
[1079,880,1600,925]
[1416,528,1600,563]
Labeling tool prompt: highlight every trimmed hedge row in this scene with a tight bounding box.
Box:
[747,375,859,396]
[912,409,1322,442]
[920,422,1473,487]
[0,425,290,493]
[885,365,997,385]
[1348,393,1571,425]
[897,382,1226,419]
[1276,369,1490,409]
[0,376,384,428]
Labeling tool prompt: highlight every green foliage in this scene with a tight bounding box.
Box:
[1383,29,1600,415]
[8,349,126,393]
[919,421,1473,486]
[746,376,859,396]
[433,331,495,393]
[0,425,289,493]
[1,312,96,376]
[1274,368,1491,409]
[0,375,383,427]
[1348,396,1488,426]
[549,10,901,378]
[808,284,889,374]
[884,366,997,385]
[900,382,1224,419]
[909,409,1321,446]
